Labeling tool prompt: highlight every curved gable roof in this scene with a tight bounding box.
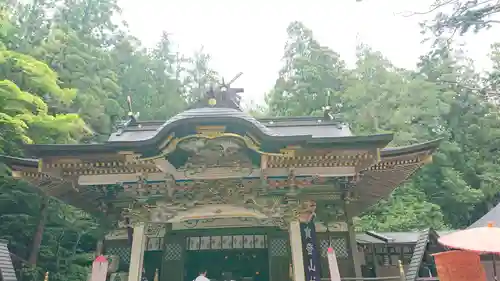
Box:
[20,108,394,157]
[109,112,355,142]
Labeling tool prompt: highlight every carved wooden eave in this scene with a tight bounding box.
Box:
[114,186,320,230]
[0,154,321,228]
[168,205,266,219]
[105,220,349,241]
[1,155,71,197]
[0,155,123,218]
[0,138,441,228]
[345,139,441,216]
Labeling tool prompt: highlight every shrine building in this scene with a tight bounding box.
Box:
[0,85,440,281]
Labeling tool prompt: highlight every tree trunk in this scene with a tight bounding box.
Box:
[95,238,104,256]
[55,230,65,269]
[28,197,48,266]
[66,232,83,266]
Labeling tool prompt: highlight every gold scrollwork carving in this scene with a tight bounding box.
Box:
[142,133,289,161]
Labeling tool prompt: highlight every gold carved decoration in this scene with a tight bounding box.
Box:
[280,148,296,157]
[118,178,320,229]
[143,133,288,161]
[178,138,254,179]
[196,126,226,137]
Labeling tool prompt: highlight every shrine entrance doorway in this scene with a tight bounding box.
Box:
[184,234,270,281]
[185,249,269,281]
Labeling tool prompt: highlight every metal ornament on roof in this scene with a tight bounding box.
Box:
[126,96,140,124]
[321,91,343,121]
[201,72,245,110]
[114,95,140,132]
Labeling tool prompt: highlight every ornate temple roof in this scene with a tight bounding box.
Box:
[19,107,394,158]
[108,110,354,142]
[0,85,441,227]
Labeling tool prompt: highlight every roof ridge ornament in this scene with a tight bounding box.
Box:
[321,91,343,123]
[126,95,140,124]
[322,91,334,121]
[114,96,141,133]
[196,72,245,111]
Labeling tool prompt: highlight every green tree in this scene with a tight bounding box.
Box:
[266,21,348,117]
[0,27,90,153]
[422,0,500,37]
[182,47,220,105]
[31,28,122,141]
[340,45,455,230]
[0,1,220,279]
[0,8,93,277]
[356,184,447,231]
[111,32,186,120]
[267,21,500,231]
[485,42,500,102]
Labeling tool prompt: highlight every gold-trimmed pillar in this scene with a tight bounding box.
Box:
[289,220,305,281]
[128,223,147,281]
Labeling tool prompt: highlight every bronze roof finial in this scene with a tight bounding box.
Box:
[199,72,245,110]
[126,95,140,124]
[322,91,334,121]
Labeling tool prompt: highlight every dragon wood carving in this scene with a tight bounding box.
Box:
[177,137,255,179]
[116,136,321,228]
[118,178,319,229]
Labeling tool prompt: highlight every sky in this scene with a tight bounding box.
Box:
[118,0,498,105]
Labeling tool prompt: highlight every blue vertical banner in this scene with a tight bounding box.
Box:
[300,221,322,281]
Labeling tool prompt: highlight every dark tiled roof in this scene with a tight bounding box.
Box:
[356,232,422,244]
[157,107,277,135]
[0,240,17,281]
[469,203,500,228]
[21,107,394,157]
[381,139,442,156]
[356,230,454,244]
[109,108,353,142]
[0,155,38,168]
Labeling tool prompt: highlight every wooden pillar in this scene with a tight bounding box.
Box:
[289,220,305,281]
[371,244,378,277]
[128,223,147,281]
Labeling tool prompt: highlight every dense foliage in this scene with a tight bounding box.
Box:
[0,0,499,281]
[266,21,500,231]
[422,0,500,37]
[0,0,219,280]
